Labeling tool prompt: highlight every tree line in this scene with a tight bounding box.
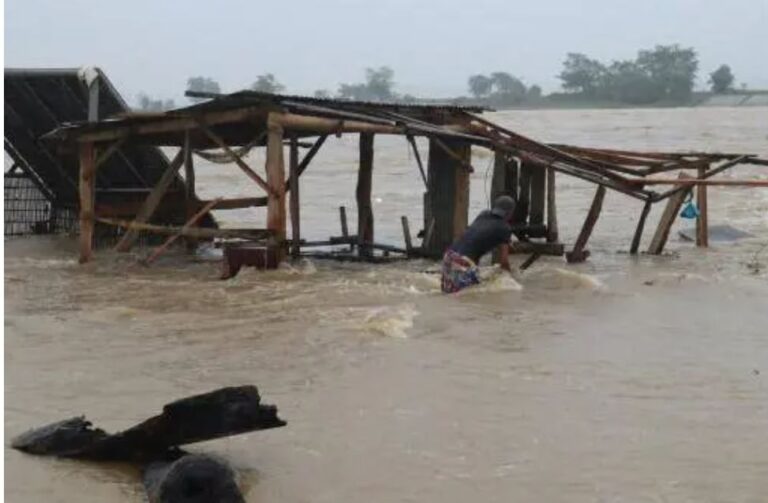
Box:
[134,45,742,110]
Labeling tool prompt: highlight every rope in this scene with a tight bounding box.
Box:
[194,134,264,164]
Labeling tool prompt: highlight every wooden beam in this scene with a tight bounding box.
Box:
[285,134,327,191]
[529,166,546,225]
[406,134,428,187]
[69,107,266,143]
[78,142,96,263]
[183,131,197,251]
[94,138,127,169]
[633,178,768,187]
[144,198,221,265]
[289,136,301,259]
[651,155,752,201]
[630,200,652,255]
[566,185,606,263]
[513,162,533,226]
[546,167,559,243]
[265,119,287,255]
[696,166,709,247]
[114,150,185,252]
[648,173,693,255]
[99,218,273,240]
[197,122,272,195]
[357,132,375,258]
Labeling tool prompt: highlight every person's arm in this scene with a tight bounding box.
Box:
[498,242,511,271]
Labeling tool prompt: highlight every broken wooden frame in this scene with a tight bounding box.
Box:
[46,90,767,267]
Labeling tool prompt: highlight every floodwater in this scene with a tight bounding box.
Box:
[5,107,768,502]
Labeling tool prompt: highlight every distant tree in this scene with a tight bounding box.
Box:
[603,61,662,104]
[365,66,395,101]
[337,66,396,101]
[468,74,493,98]
[251,73,285,94]
[558,53,606,96]
[337,83,370,101]
[186,76,221,102]
[709,64,735,93]
[490,72,527,103]
[526,84,543,100]
[136,93,175,111]
[636,44,698,101]
[313,89,331,99]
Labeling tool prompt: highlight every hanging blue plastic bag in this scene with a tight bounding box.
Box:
[680,200,700,219]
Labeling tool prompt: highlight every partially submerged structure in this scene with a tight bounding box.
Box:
[8,67,767,272]
[4,67,213,239]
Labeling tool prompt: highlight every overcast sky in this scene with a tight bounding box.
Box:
[5,0,768,103]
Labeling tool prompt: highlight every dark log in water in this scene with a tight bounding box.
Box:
[11,386,286,462]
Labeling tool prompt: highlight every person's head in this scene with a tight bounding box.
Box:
[491,195,516,223]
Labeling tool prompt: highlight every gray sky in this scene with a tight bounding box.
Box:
[5,0,768,103]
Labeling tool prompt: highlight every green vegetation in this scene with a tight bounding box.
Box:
[251,73,285,94]
[186,76,221,102]
[709,65,735,93]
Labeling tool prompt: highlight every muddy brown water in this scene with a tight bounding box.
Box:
[5,107,768,502]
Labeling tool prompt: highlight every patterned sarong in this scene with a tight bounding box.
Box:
[441,249,480,293]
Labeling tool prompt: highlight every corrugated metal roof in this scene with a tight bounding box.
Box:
[4,67,214,227]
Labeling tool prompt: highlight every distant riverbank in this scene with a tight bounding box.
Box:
[451,91,768,111]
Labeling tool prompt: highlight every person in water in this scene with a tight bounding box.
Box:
[441,195,516,293]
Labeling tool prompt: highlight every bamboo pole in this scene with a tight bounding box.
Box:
[78,142,96,263]
[98,218,272,240]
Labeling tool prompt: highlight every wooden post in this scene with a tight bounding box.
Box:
[357,132,375,258]
[424,138,471,257]
[513,161,532,226]
[183,131,197,252]
[114,150,185,252]
[401,216,413,256]
[696,166,709,247]
[339,206,349,239]
[648,173,693,255]
[289,136,301,259]
[546,167,559,243]
[630,200,652,255]
[265,118,286,260]
[566,185,606,263]
[491,150,508,202]
[78,142,96,263]
[529,167,546,226]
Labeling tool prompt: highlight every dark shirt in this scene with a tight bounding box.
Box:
[449,210,513,263]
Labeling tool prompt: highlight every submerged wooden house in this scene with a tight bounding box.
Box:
[9,67,767,275]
